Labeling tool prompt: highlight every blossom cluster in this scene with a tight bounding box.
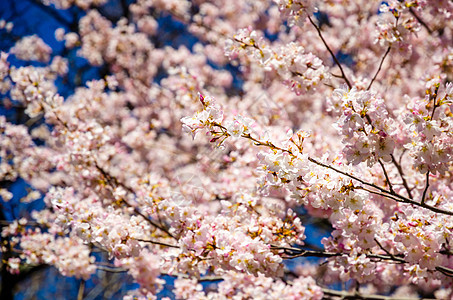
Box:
[157,193,305,277]
[10,35,52,63]
[2,221,96,280]
[328,85,396,166]
[225,28,330,94]
[403,83,453,174]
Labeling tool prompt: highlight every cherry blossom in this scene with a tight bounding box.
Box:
[2,0,453,299]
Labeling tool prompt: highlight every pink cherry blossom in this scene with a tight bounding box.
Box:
[2,0,453,299]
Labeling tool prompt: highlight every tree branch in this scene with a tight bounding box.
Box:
[367,46,391,90]
[94,163,175,239]
[409,7,432,34]
[270,245,406,263]
[307,15,352,89]
[96,265,128,273]
[132,238,179,248]
[390,154,413,199]
[378,159,394,193]
[77,279,85,300]
[421,171,430,205]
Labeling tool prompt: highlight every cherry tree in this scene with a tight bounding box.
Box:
[1,0,453,299]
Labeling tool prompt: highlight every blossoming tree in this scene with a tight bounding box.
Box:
[1,0,453,298]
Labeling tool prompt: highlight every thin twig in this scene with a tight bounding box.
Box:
[123,197,175,238]
[357,185,453,216]
[271,245,405,263]
[378,159,394,193]
[94,163,175,238]
[430,84,440,120]
[419,85,441,206]
[96,265,128,273]
[421,171,430,205]
[390,154,413,199]
[307,15,352,89]
[162,273,224,282]
[436,266,453,277]
[409,7,433,34]
[367,46,391,90]
[374,238,405,263]
[307,157,403,200]
[357,186,410,205]
[133,238,179,248]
